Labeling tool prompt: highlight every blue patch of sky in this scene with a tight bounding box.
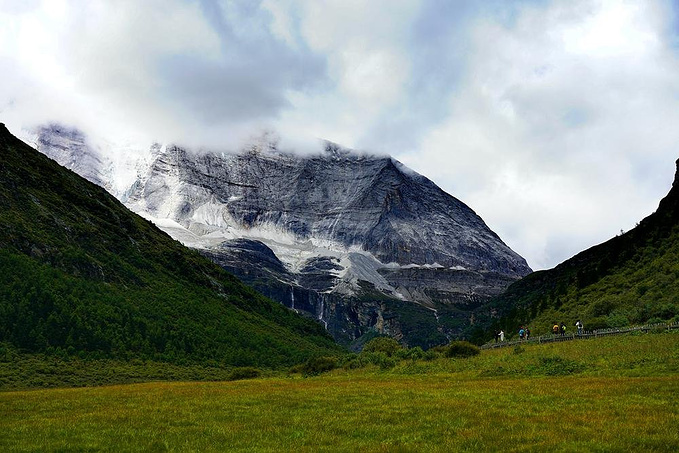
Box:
[669,0,679,49]
[155,0,327,123]
[359,1,480,151]
[562,108,588,128]
[362,0,553,152]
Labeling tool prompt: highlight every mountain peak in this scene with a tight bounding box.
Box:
[29,121,532,346]
[323,141,354,160]
[126,143,530,274]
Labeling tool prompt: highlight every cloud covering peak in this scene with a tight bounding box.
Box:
[2,0,679,269]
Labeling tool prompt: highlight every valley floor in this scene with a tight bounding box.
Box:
[1,375,677,452]
[1,332,678,452]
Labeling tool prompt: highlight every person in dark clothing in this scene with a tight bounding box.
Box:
[560,323,566,336]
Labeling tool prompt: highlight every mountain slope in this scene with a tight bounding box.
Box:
[29,124,531,348]
[481,159,679,338]
[122,142,531,348]
[0,123,341,366]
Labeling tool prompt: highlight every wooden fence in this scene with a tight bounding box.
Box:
[481,321,679,350]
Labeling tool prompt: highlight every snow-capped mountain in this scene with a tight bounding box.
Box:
[29,124,531,348]
[23,124,156,202]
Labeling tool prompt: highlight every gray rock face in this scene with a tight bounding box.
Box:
[31,124,532,348]
[128,144,530,275]
[28,124,107,188]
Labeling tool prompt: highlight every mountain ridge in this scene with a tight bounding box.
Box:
[480,158,679,339]
[0,122,341,365]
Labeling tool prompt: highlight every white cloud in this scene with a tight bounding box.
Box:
[2,0,679,271]
[396,0,679,269]
[0,0,327,148]
[267,0,420,147]
[1,0,223,144]
[560,0,661,57]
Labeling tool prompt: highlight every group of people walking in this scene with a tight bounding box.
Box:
[494,320,585,343]
[493,326,532,342]
[553,320,584,336]
[518,326,531,340]
[552,322,566,336]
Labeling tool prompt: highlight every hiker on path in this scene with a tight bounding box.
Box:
[560,323,566,336]
[519,327,525,340]
[499,330,504,342]
[553,323,560,335]
[525,327,531,340]
[575,320,583,336]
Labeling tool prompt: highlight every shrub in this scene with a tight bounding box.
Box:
[395,346,425,361]
[429,345,448,355]
[369,352,397,370]
[341,358,364,370]
[649,325,669,334]
[534,356,586,376]
[0,343,18,362]
[298,356,338,377]
[513,344,525,355]
[586,317,608,331]
[422,350,439,361]
[351,352,397,370]
[607,310,631,328]
[591,297,617,316]
[656,304,678,321]
[445,341,480,358]
[228,367,261,381]
[362,337,402,357]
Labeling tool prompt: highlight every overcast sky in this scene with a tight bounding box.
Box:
[2,0,679,270]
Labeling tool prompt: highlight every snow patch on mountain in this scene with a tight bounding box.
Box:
[21,124,156,201]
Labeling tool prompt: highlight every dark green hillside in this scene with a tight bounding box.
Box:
[0,123,341,367]
[481,160,679,338]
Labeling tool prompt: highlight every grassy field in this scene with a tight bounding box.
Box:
[1,332,678,452]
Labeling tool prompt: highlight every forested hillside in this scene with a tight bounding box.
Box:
[481,160,679,338]
[0,123,342,367]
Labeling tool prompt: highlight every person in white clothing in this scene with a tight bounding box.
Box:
[575,320,583,336]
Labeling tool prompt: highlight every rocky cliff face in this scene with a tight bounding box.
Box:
[31,125,531,348]
[127,145,529,276]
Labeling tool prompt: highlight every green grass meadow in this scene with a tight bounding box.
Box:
[1,332,678,452]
